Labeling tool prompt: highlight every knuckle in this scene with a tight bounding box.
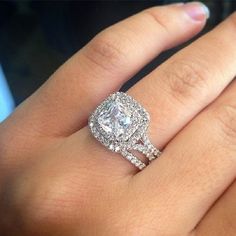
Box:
[214,103,236,141]
[31,180,84,223]
[163,59,210,103]
[142,8,169,34]
[84,31,128,72]
[11,172,90,233]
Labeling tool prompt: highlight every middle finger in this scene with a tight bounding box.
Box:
[128,12,236,149]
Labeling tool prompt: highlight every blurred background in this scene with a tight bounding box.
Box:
[0,0,235,121]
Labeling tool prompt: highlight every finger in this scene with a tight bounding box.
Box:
[134,79,236,235]
[0,3,208,158]
[195,181,236,236]
[128,11,236,148]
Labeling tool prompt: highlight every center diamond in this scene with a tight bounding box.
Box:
[98,101,132,138]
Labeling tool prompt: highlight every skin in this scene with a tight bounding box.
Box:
[0,2,236,235]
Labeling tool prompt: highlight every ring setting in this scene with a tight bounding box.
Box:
[89,92,161,170]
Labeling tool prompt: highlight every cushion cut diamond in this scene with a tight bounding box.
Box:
[89,92,149,150]
[98,101,132,138]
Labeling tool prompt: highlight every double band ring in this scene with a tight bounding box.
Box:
[89,92,161,170]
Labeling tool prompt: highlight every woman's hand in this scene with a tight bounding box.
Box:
[1,2,236,235]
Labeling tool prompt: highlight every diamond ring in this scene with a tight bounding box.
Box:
[88,92,161,170]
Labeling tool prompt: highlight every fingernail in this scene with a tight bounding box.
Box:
[183,2,210,21]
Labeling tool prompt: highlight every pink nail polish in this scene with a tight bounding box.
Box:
[183,2,210,21]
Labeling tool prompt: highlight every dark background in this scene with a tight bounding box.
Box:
[0,0,235,105]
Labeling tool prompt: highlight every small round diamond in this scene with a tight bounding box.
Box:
[109,144,114,150]
[114,146,120,152]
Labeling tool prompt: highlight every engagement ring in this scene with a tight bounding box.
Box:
[89,92,161,170]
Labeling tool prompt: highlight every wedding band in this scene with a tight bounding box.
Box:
[88,92,161,170]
